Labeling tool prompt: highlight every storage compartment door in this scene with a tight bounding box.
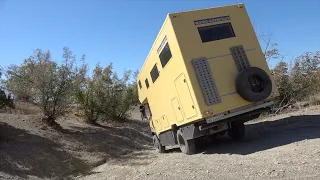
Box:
[160,115,170,129]
[174,73,197,119]
[171,97,184,123]
[153,119,162,132]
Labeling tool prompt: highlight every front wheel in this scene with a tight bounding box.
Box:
[228,121,245,140]
[153,135,165,153]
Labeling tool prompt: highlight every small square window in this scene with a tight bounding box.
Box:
[138,80,142,89]
[150,64,159,83]
[159,43,172,68]
[145,78,150,89]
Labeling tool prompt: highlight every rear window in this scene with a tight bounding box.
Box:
[198,22,235,43]
[150,64,159,83]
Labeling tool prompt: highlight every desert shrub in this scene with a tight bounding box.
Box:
[74,65,101,123]
[272,51,320,113]
[0,90,13,109]
[306,94,320,106]
[0,69,14,109]
[5,47,86,126]
[74,63,139,123]
[5,64,33,102]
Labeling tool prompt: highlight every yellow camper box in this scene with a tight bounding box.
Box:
[137,3,279,154]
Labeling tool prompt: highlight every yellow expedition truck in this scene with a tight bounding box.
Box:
[137,3,279,155]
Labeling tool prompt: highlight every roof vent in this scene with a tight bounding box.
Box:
[238,3,244,8]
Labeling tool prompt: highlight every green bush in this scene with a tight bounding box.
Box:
[74,63,139,123]
[0,70,14,109]
[272,51,320,112]
[5,48,86,126]
[0,89,9,109]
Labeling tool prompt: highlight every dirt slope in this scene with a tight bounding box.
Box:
[76,106,320,180]
[0,112,152,180]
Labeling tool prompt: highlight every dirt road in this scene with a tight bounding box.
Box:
[76,107,320,180]
[1,106,320,180]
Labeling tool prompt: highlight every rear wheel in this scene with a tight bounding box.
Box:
[177,130,196,155]
[153,135,165,153]
[228,121,245,140]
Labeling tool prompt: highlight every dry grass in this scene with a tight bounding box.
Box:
[292,94,320,110]
[15,101,42,114]
[307,94,320,105]
[0,101,42,115]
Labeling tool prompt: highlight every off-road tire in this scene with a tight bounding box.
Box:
[153,135,165,153]
[236,67,272,102]
[228,121,245,140]
[177,130,196,155]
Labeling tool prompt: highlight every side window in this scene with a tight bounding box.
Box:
[145,78,150,89]
[150,64,159,83]
[159,43,172,68]
[138,80,142,89]
[198,22,235,43]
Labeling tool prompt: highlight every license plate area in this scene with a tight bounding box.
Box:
[206,114,224,124]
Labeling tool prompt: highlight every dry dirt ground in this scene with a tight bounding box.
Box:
[1,105,320,180]
[0,105,152,180]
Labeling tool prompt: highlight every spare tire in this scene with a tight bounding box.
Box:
[236,67,272,102]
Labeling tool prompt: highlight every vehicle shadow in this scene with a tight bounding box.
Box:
[201,115,320,155]
[0,122,88,180]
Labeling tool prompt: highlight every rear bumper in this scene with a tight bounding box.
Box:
[205,101,274,124]
[158,101,274,144]
[180,101,273,140]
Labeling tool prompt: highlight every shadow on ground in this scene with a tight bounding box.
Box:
[0,122,88,179]
[201,115,320,155]
[0,118,153,179]
[66,120,153,159]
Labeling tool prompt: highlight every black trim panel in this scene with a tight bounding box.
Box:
[159,130,176,146]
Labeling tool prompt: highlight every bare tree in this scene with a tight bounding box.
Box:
[260,32,281,63]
